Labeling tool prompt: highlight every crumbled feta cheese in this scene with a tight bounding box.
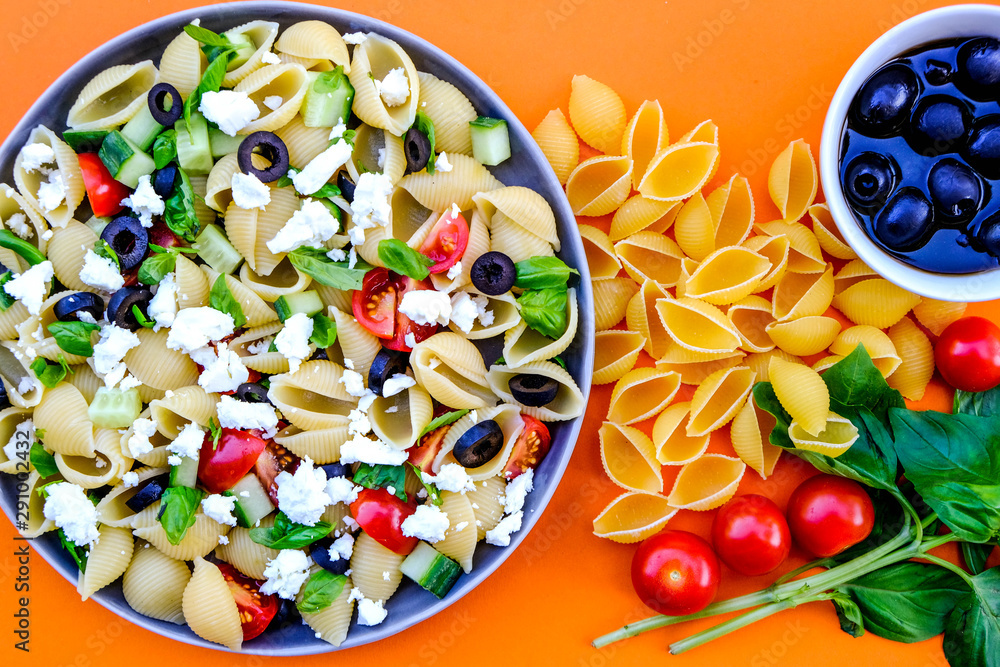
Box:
[473,295,494,326]
[375,67,409,107]
[503,468,534,514]
[329,533,354,561]
[2,420,33,463]
[446,260,462,280]
[148,272,178,330]
[274,312,313,373]
[231,172,271,210]
[404,332,417,349]
[401,504,450,542]
[328,120,347,141]
[455,521,469,532]
[451,203,462,218]
[42,482,100,546]
[199,90,260,136]
[358,390,377,412]
[79,249,125,292]
[201,493,238,526]
[36,171,66,212]
[5,213,31,239]
[436,152,454,172]
[166,307,235,354]
[422,463,476,494]
[260,549,312,600]
[216,394,279,439]
[291,141,353,195]
[326,247,346,262]
[348,408,371,436]
[266,199,340,253]
[122,471,139,488]
[192,343,250,394]
[348,246,358,269]
[381,373,415,397]
[92,324,141,375]
[167,422,204,459]
[339,433,408,466]
[262,95,283,110]
[219,535,230,545]
[260,50,281,65]
[275,457,330,525]
[342,32,367,44]
[485,510,523,547]
[167,454,183,467]
[40,229,52,241]
[19,143,55,173]
[127,418,157,457]
[119,373,142,392]
[326,476,361,505]
[357,597,387,626]
[339,368,367,397]
[119,174,164,228]
[350,172,393,230]
[377,147,386,169]
[449,291,479,333]
[4,261,52,315]
[399,289,451,326]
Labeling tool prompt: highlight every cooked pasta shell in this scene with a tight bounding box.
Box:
[34,383,94,457]
[467,476,507,540]
[349,530,404,601]
[592,491,678,543]
[615,231,685,286]
[149,385,219,438]
[239,258,313,302]
[66,61,158,131]
[626,280,671,359]
[412,332,493,408]
[766,316,841,357]
[122,542,191,624]
[886,317,934,401]
[158,30,205,98]
[655,344,746,385]
[742,234,790,293]
[623,100,669,188]
[673,192,715,261]
[182,557,243,651]
[96,466,168,527]
[0,183,49,265]
[808,202,856,260]
[606,367,681,425]
[447,289,520,340]
[226,185,299,276]
[772,264,834,321]
[768,139,818,222]
[769,356,829,436]
[593,330,646,385]
[755,221,825,273]
[599,422,663,493]
[707,175,755,248]
[569,74,626,154]
[125,328,199,391]
[275,114,331,169]
[687,366,756,436]
[486,360,585,421]
[173,254,211,309]
[656,296,741,355]
[833,258,879,292]
[685,247,771,305]
[299,571,354,647]
[502,287,578,367]
[730,396,782,479]
[789,412,859,457]
[565,155,632,216]
[46,220,97,292]
[14,125,85,229]
[638,142,719,202]
[667,454,746,511]
[268,360,356,429]
[348,33,419,136]
[201,266,277,326]
[532,108,578,185]
[221,21,280,88]
[593,278,638,331]
[437,405,524,480]
[273,424,350,464]
[830,325,902,378]
[346,123,406,185]
[610,196,680,242]
[204,153,240,212]
[215,514,280,580]
[652,402,709,465]
[133,506,230,561]
[17,471,56,538]
[832,279,921,329]
[398,152,501,210]
[912,298,966,336]
[417,71,476,155]
[0,407,33,475]
[370,384,433,449]
[275,20,350,71]
[78,524,133,600]
[434,491,478,573]
[55,431,124,489]
[474,186,558,249]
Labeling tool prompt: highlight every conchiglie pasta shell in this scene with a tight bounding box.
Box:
[730,396,782,479]
[204,153,240,212]
[134,508,230,561]
[0,407,33,475]
[706,175,755,248]
[329,306,382,380]
[912,298,966,336]
[182,557,243,651]
[412,332,493,408]
[488,213,554,266]
[95,466,167,527]
[0,184,49,265]
[14,126,85,229]
[370,384,432,450]
[398,153,501,211]
[638,142,719,202]
[122,543,191,624]
[610,196,679,242]
[756,221,825,274]
[615,231,685,286]
[486,359,585,422]
[742,234,790,293]
[568,74,626,154]
[274,424,350,464]
[532,108,578,184]
[275,21,350,71]
[593,278,638,331]
[766,316,842,357]
[216,515,280,580]
[677,119,719,145]
[832,279,921,330]
[593,330,645,385]
[667,454,746,511]
[240,257,312,302]
[174,254,211,309]
[502,287,578,367]
[812,355,843,373]
[606,368,681,425]
[685,247,771,305]
[833,258,879,292]
[687,366,756,436]
[352,529,406,600]
[768,139,818,222]
[417,71,477,155]
[652,402,709,465]
[623,100,669,188]
[34,383,94,457]
[55,446,117,489]
[125,328,200,391]
[467,476,506,540]
[473,186,559,249]
[886,317,934,401]
[66,61,158,131]
[808,203,856,260]
[78,524,133,600]
[275,114,332,169]
[656,296,741,354]
[17,471,56,538]
[299,572,354,647]
[348,33,419,136]
[789,412,859,457]
[221,21,279,88]
[673,192,715,261]
[769,356,829,436]
[347,124,406,185]
[434,491,478,573]
[235,186,299,276]
[149,385,219,438]
[830,325,902,378]
[772,264,834,321]
[626,280,672,359]
[655,344,746,385]
[592,491,678,543]
[565,155,632,217]
[448,289,520,340]
[46,220,97,292]
[268,360,356,429]
[438,405,523,480]
[201,266,277,326]
[727,296,776,353]
[599,422,663,493]
[158,31,204,98]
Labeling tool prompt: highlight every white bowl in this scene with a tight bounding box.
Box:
[819,3,1000,302]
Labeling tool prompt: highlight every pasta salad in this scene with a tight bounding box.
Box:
[0,18,584,651]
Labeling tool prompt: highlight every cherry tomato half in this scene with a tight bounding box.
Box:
[631,530,720,616]
[217,563,280,642]
[254,440,300,506]
[418,208,470,274]
[502,415,551,480]
[350,488,418,555]
[384,275,438,352]
[711,494,791,576]
[934,316,1000,393]
[78,153,130,218]
[786,474,875,558]
[353,267,397,339]
[197,428,269,494]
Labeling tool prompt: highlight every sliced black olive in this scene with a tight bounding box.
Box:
[107,286,153,331]
[0,380,9,411]
[53,291,105,322]
[368,348,410,396]
[101,215,149,271]
[470,251,516,295]
[404,127,431,172]
[125,474,168,513]
[236,382,271,405]
[268,598,301,631]
[320,462,351,479]
[238,131,290,183]
[508,374,559,407]
[309,539,350,575]
[153,165,178,199]
[337,171,356,203]
[453,420,504,468]
[147,83,183,127]
[310,347,329,361]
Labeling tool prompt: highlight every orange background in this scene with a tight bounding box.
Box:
[1,0,998,665]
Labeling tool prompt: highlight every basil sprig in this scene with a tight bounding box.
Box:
[48,321,100,357]
[516,287,569,339]
[378,239,434,280]
[353,463,408,501]
[419,409,468,437]
[250,511,332,549]
[30,355,72,389]
[297,571,347,614]
[287,247,371,290]
[157,486,204,545]
[30,442,58,478]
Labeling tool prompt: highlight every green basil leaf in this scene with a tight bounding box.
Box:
[163,169,201,242]
[517,287,568,339]
[207,418,222,450]
[93,239,121,271]
[132,304,155,329]
[962,542,997,576]
[409,462,442,506]
[0,230,46,266]
[149,243,198,255]
[297,571,348,614]
[275,167,299,189]
[943,568,1000,667]
[955,386,1000,418]
[47,321,99,357]
[413,110,436,173]
[353,463,408,501]
[30,355,71,389]
[209,274,246,328]
[249,512,333,549]
[138,251,178,285]
[310,313,337,348]
[830,591,865,638]
[153,130,177,170]
[183,46,234,129]
[419,409,469,437]
[58,528,89,573]
[822,343,905,427]
[183,24,231,47]
[311,182,342,199]
[29,442,59,478]
[340,129,357,147]
[553,355,567,369]
[0,272,16,310]
[377,239,433,280]
[157,486,204,545]
[287,247,371,290]
[514,257,578,290]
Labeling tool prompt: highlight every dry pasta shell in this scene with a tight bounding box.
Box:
[473,186,559,250]
[655,344,746,385]
[727,295,776,353]
[731,396,782,480]
[532,108,578,185]
[768,139,818,222]
[766,316,842,356]
[673,192,716,261]
[566,155,632,216]
[626,280,672,359]
[615,231,685,286]
[274,20,350,71]
[592,491,677,544]
[830,325,902,378]
[568,74,626,154]
[769,356,829,436]
[347,33,419,136]
[578,224,621,279]
[656,296,741,354]
[912,298,966,336]
[742,234,790,293]
[414,71,477,155]
[677,119,719,145]
[707,175,755,247]
[772,264,834,321]
[808,202,857,260]
[502,288,578,367]
[886,317,935,401]
[687,366,756,436]
[593,278,638,331]
[652,402,709,465]
[610,195,680,242]
[593,330,646,385]
[789,412,859,458]
[667,454,746,511]
[599,423,663,493]
[233,63,309,134]
[622,100,669,188]
[744,349,804,383]
[832,279,922,329]
[755,221,826,273]
[638,142,719,202]
[607,367,681,425]
[833,258,879,292]
[684,246,771,305]
[486,359,585,421]
[66,61,159,131]
[812,355,843,373]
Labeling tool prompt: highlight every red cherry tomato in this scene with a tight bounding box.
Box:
[934,316,1000,392]
[350,488,418,555]
[197,428,269,494]
[148,221,184,250]
[353,267,397,339]
[786,474,875,558]
[384,275,438,352]
[631,530,720,616]
[254,440,300,506]
[987,546,1000,570]
[502,415,551,480]
[77,153,130,218]
[216,563,280,642]
[711,494,791,576]
[407,425,451,474]
[418,208,470,274]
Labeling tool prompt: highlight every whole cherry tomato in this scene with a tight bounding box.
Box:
[216,563,280,642]
[350,488,418,555]
[631,530,721,616]
[934,316,1000,392]
[786,475,875,558]
[711,494,791,576]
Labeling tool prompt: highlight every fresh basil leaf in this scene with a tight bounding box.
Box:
[275,167,299,188]
[0,272,15,310]
[419,409,469,437]
[47,321,99,357]
[514,257,578,290]
[138,251,177,285]
[413,110,436,173]
[943,568,1000,667]
[163,169,201,242]
[822,344,905,426]
[132,304,155,329]
[30,355,71,389]
[29,442,59,478]
[297,571,348,614]
[207,418,222,450]
[209,274,246,328]
[311,182,342,199]
[183,46,234,129]
[409,462,442,506]
[58,528,89,573]
[267,339,278,353]
[353,463,408,501]
[157,486,204,546]
[93,239,122,271]
[183,24,231,47]
[378,239,433,280]
[153,130,177,170]
[310,313,337,348]
[553,355,567,369]
[830,591,865,638]
[340,129,357,147]
[955,386,1000,418]
[0,230,46,266]
[962,542,996,576]
[517,288,568,339]
[287,247,371,290]
[249,511,333,549]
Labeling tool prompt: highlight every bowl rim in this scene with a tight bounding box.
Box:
[819,2,1000,302]
[0,0,594,655]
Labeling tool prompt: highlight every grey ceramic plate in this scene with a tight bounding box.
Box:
[0,0,593,656]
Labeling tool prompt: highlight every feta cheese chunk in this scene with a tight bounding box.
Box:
[376,67,409,107]
[36,172,66,212]
[231,172,271,210]
[357,597,388,626]
[79,249,125,292]
[262,95,283,110]
[201,493,238,526]
[4,261,53,315]
[342,32,367,44]
[122,471,139,488]
[192,343,250,394]
[326,476,362,505]
[5,213,30,239]
[449,291,479,333]
[147,272,178,330]
[436,152,454,172]
[274,312,313,373]
[446,260,462,280]
[381,373,415,397]
[166,307,235,354]
[503,468,534,514]
[19,143,55,173]
[339,433,408,466]
[275,457,330,526]
[167,422,204,459]
[401,504,450,543]
[398,289,451,326]
[2,420,33,464]
[216,394,279,439]
[127,418,157,457]
[260,549,312,600]
[42,482,100,546]
[421,463,475,494]
[266,199,340,253]
[485,510,523,547]
[120,174,164,228]
[260,50,281,65]
[199,90,260,136]
[92,324,141,375]
[350,172,393,231]
[339,368,367,397]
[328,533,355,561]
[291,140,353,195]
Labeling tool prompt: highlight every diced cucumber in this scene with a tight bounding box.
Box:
[176,111,213,175]
[400,541,462,598]
[223,32,256,71]
[85,215,110,237]
[121,103,164,152]
[302,67,355,128]
[194,223,243,275]
[469,116,511,166]
[98,131,156,188]
[229,474,274,527]
[87,387,142,428]
[209,128,245,158]
[274,290,323,322]
[63,130,109,154]
[168,453,199,488]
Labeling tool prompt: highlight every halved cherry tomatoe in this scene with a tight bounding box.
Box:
[350,487,418,555]
[254,440,301,506]
[217,563,280,642]
[353,267,397,339]
[503,415,551,479]
[198,428,269,494]
[78,152,130,218]
[418,207,470,274]
[385,275,439,352]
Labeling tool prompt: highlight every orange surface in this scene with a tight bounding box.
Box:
[1,0,999,665]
